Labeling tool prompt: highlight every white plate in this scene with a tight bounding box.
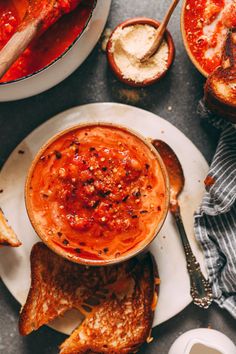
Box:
[0,0,111,102]
[0,103,209,334]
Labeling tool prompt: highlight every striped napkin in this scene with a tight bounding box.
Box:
[194,101,236,318]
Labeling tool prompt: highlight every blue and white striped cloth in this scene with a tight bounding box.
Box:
[194,101,236,318]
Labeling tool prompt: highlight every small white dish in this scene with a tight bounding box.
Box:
[0,0,111,102]
[0,102,209,334]
[169,328,236,354]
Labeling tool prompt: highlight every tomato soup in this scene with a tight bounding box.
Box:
[183,0,236,75]
[0,0,95,83]
[26,125,168,263]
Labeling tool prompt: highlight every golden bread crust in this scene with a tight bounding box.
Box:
[19,243,159,354]
[205,67,236,122]
[0,208,21,247]
[59,253,157,354]
[204,29,236,122]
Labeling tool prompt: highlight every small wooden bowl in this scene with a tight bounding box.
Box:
[106,17,175,87]
[181,0,209,78]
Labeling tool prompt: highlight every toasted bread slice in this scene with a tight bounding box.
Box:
[204,29,236,122]
[204,66,236,122]
[19,242,134,335]
[59,254,158,354]
[0,208,21,247]
[19,243,159,354]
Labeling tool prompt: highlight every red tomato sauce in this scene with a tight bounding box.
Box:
[27,125,167,261]
[183,0,234,75]
[0,2,19,50]
[0,0,95,83]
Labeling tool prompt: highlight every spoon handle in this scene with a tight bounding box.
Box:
[140,0,180,62]
[0,20,40,79]
[172,205,213,309]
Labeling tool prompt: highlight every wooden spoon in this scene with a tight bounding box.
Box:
[0,0,82,79]
[140,0,180,62]
[152,139,213,309]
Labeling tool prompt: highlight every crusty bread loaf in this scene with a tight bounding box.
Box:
[204,29,236,123]
[0,208,21,247]
[19,243,159,354]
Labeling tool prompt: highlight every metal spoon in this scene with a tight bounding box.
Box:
[152,139,213,309]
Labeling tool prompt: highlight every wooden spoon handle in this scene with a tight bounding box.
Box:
[141,0,180,62]
[0,19,41,80]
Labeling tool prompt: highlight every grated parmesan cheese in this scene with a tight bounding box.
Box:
[110,24,169,83]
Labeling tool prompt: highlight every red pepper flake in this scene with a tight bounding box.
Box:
[70,140,80,146]
[18,150,25,154]
[92,200,100,209]
[145,163,150,170]
[63,239,69,245]
[85,178,94,185]
[42,193,49,199]
[54,151,62,159]
[131,215,138,219]
[140,210,148,214]
[75,248,81,253]
[157,206,161,211]
[98,190,111,198]
[89,147,96,151]
[147,185,152,190]
[102,167,107,171]
[79,242,86,246]
[122,195,129,202]
[103,247,109,253]
[133,190,141,198]
[57,232,62,237]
